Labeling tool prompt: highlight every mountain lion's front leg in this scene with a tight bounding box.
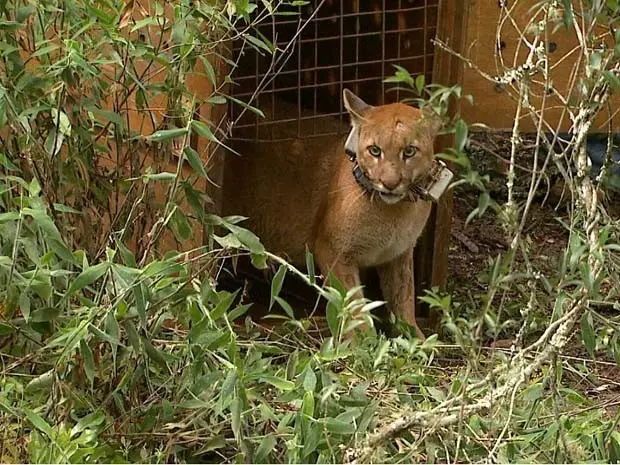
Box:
[377,249,425,340]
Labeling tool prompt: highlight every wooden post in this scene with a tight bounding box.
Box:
[414,0,469,327]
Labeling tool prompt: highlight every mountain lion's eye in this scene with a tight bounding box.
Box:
[403,145,418,159]
[368,145,382,157]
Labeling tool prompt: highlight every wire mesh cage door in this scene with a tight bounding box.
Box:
[229,0,439,142]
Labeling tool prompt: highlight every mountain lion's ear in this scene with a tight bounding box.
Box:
[343,89,373,124]
[421,106,443,139]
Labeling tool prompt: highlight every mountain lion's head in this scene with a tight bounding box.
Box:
[343,88,442,205]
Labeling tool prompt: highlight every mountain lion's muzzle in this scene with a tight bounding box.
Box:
[346,126,453,203]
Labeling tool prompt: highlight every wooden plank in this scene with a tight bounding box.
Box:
[415,0,469,326]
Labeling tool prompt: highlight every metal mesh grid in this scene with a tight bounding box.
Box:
[229,0,439,141]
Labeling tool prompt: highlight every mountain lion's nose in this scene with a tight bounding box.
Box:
[380,176,402,191]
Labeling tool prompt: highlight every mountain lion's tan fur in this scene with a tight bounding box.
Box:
[222,90,441,338]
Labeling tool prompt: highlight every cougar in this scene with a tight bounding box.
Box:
[222,89,444,339]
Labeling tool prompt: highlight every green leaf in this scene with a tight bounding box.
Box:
[183,146,208,178]
[0,154,20,171]
[208,95,227,105]
[415,74,425,94]
[51,321,89,362]
[142,172,177,181]
[326,301,340,339]
[80,340,95,386]
[199,56,217,86]
[118,243,137,268]
[68,262,109,295]
[70,410,105,438]
[124,319,141,354]
[327,272,346,296]
[286,350,299,380]
[225,223,265,255]
[323,418,356,435]
[146,127,187,142]
[603,70,620,91]
[22,210,72,263]
[141,258,179,278]
[134,283,147,328]
[301,390,314,418]
[227,95,265,118]
[32,43,59,58]
[191,120,218,142]
[269,265,287,310]
[0,323,15,336]
[259,375,295,391]
[89,324,125,347]
[88,107,125,127]
[384,64,414,87]
[210,290,238,321]
[251,252,267,269]
[561,0,574,29]
[214,233,243,249]
[105,311,121,345]
[18,291,30,322]
[203,436,227,453]
[477,191,491,216]
[30,307,60,323]
[228,303,252,322]
[0,21,22,31]
[50,108,71,136]
[172,209,192,241]
[373,339,390,368]
[231,397,242,441]
[611,431,620,463]
[581,312,596,357]
[25,370,54,392]
[254,435,276,463]
[523,382,544,402]
[171,16,186,45]
[23,408,52,436]
[305,246,315,285]
[130,16,157,32]
[275,296,295,319]
[28,178,41,196]
[590,52,602,71]
[0,212,19,222]
[142,337,168,369]
[16,5,35,23]
[454,119,468,152]
[53,203,82,214]
[302,366,317,392]
[44,128,64,157]
[245,34,274,54]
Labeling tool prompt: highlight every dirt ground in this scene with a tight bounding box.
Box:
[450,131,620,301]
[448,131,571,296]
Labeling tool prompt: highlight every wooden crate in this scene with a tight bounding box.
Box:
[460,0,620,132]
